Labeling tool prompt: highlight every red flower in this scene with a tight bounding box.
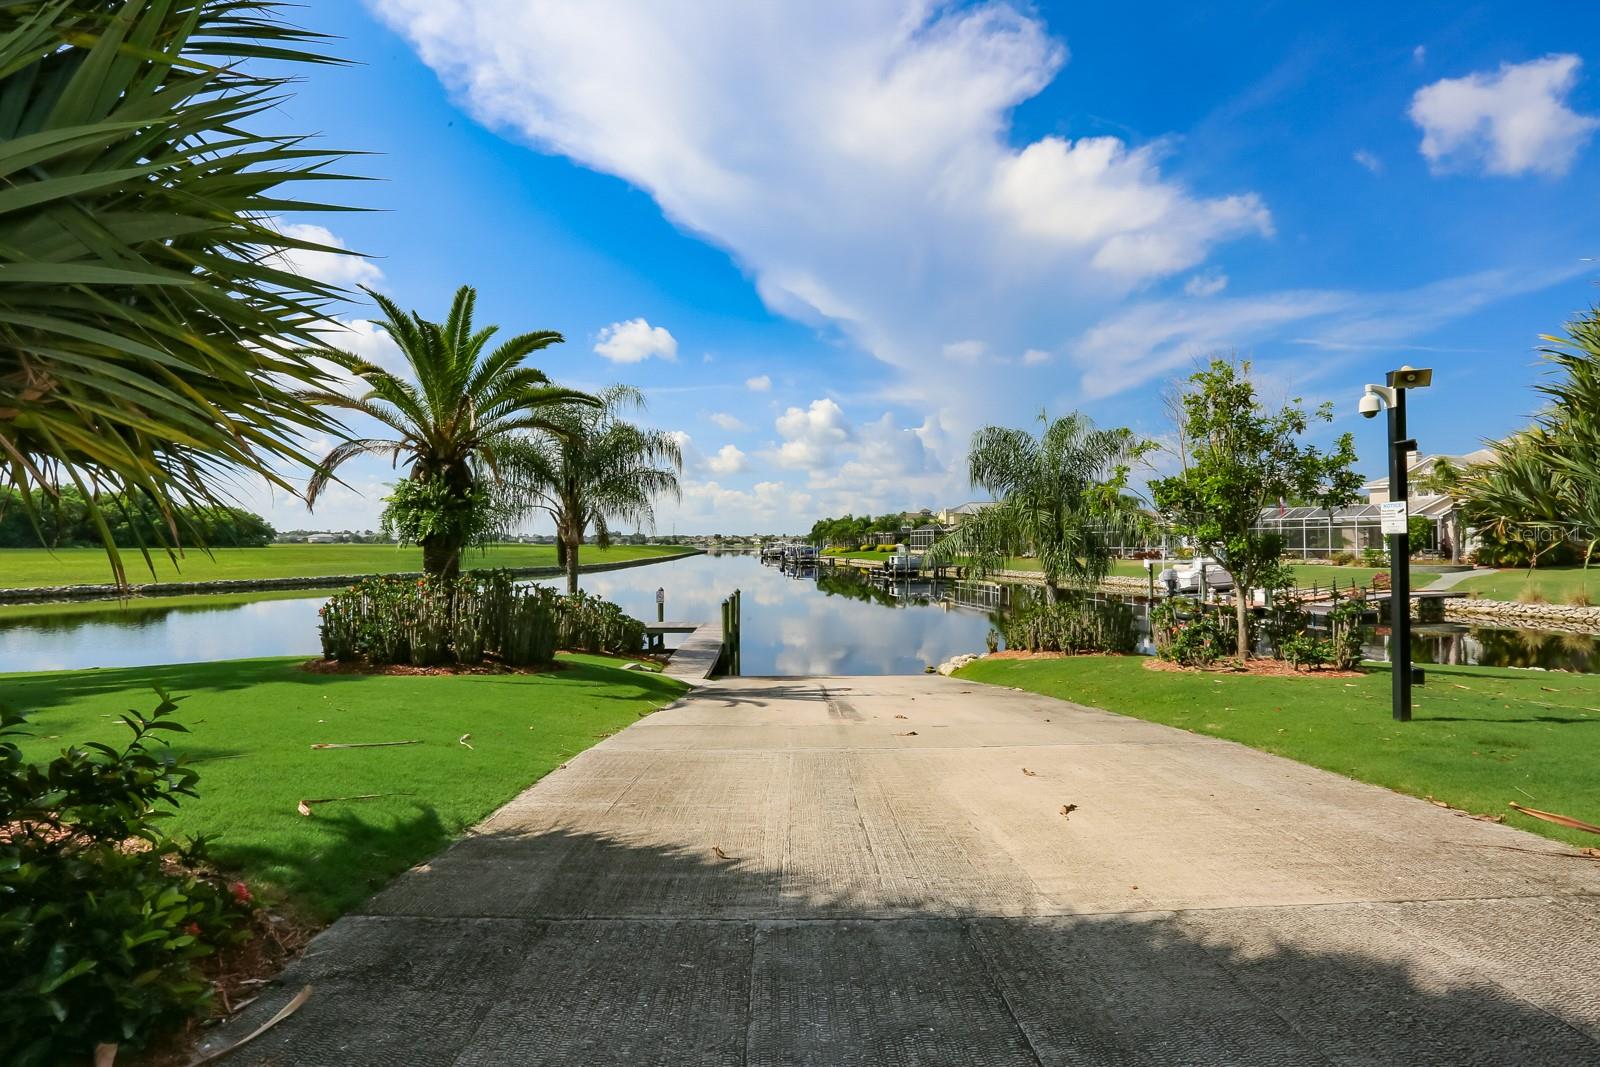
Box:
[230,881,252,904]
[185,922,203,937]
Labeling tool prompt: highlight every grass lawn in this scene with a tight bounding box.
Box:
[0,543,690,589]
[1455,565,1599,604]
[7,655,688,921]
[957,655,1600,850]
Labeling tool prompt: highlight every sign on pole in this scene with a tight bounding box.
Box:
[1380,500,1409,535]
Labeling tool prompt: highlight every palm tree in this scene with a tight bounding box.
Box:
[1,1,358,582]
[500,385,682,593]
[925,412,1152,601]
[301,286,592,579]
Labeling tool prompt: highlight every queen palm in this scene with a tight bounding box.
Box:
[501,385,682,593]
[925,412,1152,602]
[302,285,592,580]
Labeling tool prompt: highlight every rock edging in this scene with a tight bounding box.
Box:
[1445,597,1600,635]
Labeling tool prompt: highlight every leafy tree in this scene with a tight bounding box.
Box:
[500,385,682,593]
[925,412,1152,601]
[1152,359,1361,660]
[301,286,591,579]
[0,0,359,582]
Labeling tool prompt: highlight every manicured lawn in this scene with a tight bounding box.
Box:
[1455,565,1599,604]
[957,655,1600,849]
[0,543,690,588]
[7,655,688,920]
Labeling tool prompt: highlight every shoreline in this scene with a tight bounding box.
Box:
[0,548,701,606]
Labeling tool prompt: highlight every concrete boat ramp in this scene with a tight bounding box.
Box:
[202,672,1600,1065]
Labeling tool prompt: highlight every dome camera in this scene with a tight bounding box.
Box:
[1358,391,1383,419]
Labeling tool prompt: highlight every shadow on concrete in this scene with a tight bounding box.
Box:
[211,824,1600,1066]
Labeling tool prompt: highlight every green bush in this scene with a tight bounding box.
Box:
[1360,546,1388,567]
[1,694,252,1065]
[1328,550,1357,566]
[1000,598,1137,654]
[1324,595,1369,670]
[1151,601,1232,667]
[1280,633,1330,671]
[318,571,642,667]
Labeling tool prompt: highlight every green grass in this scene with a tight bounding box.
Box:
[957,655,1600,849]
[0,543,690,589]
[1455,565,1599,605]
[8,656,688,921]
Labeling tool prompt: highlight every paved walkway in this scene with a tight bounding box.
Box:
[205,675,1600,1065]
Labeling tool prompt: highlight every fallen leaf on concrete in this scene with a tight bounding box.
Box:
[894,714,908,719]
[187,985,312,1066]
[1022,768,1038,777]
[1509,802,1600,835]
[297,793,413,817]
[309,740,420,750]
[1470,813,1505,823]
[898,731,918,736]
[1059,804,1078,818]
[713,846,730,860]
[458,733,474,750]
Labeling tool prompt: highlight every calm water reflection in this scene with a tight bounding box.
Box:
[0,552,1596,675]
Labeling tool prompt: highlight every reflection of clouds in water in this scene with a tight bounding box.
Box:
[4,556,1001,676]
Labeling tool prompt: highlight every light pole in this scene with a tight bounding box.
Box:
[1359,366,1432,721]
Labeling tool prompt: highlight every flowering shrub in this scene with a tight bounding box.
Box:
[1150,601,1232,667]
[318,571,645,667]
[0,694,252,1065]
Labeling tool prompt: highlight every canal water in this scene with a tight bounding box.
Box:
[0,552,1595,675]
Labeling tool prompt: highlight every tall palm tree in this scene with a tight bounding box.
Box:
[501,385,682,593]
[925,412,1151,601]
[301,286,592,579]
[1,0,358,583]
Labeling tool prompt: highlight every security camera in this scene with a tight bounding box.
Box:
[1359,391,1383,419]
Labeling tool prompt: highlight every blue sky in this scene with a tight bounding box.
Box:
[248,2,1600,534]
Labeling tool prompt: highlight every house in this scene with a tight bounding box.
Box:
[936,501,993,526]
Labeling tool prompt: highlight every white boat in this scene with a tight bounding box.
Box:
[1157,556,1233,594]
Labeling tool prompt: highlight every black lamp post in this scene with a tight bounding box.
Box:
[1360,366,1432,722]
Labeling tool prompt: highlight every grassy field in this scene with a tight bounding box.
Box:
[1454,565,1598,604]
[7,656,688,920]
[957,655,1600,849]
[0,543,689,589]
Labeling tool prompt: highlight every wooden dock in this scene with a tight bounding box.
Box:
[660,621,724,684]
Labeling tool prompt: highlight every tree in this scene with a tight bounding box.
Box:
[301,286,591,580]
[1152,359,1361,660]
[1,0,359,582]
[925,412,1152,601]
[500,385,682,593]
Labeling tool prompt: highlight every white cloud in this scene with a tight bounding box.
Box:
[1413,45,1426,65]
[1352,149,1383,174]
[373,0,1269,392]
[942,339,988,363]
[594,317,678,363]
[272,223,384,290]
[745,374,772,392]
[1021,348,1051,366]
[1183,270,1228,297]
[707,443,748,474]
[707,411,748,431]
[773,397,853,469]
[1409,54,1598,177]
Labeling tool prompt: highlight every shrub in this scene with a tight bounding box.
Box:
[553,590,646,656]
[1361,546,1388,568]
[1329,550,1357,566]
[1325,595,1368,670]
[0,695,252,1065]
[1150,601,1231,667]
[1517,587,1549,605]
[1280,633,1330,671]
[999,598,1137,654]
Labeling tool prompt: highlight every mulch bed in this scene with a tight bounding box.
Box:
[1143,656,1365,679]
[298,658,558,677]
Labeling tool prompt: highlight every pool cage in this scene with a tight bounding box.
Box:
[1252,503,1443,559]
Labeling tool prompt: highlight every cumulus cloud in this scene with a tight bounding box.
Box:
[707,443,748,474]
[1021,348,1051,366]
[594,317,678,363]
[372,0,1269,388]
[1183,270,1228,297]
[1409,54,1598,177]
[745,374,772,392]
[773,397,853,470]
[707,411,748,431]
